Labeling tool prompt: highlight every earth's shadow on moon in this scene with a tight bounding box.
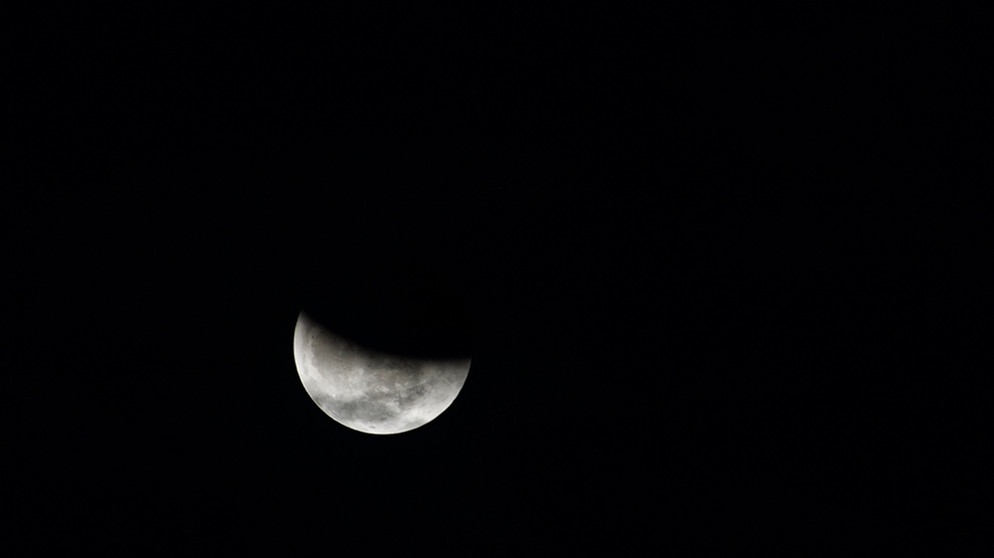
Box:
[295,267,474,361]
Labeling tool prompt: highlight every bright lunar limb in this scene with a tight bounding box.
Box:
[293,311,471,434]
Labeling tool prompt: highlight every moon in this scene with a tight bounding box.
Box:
[292,311,471,434]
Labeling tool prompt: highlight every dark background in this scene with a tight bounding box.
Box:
[4,4,982,554]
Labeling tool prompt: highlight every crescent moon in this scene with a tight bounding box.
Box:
[292,312,471,434]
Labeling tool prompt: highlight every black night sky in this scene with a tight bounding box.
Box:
[6,4,978,554]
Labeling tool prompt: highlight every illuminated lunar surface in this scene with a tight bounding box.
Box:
[292,312,470,434]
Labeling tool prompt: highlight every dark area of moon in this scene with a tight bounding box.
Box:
[293,312,471,434]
